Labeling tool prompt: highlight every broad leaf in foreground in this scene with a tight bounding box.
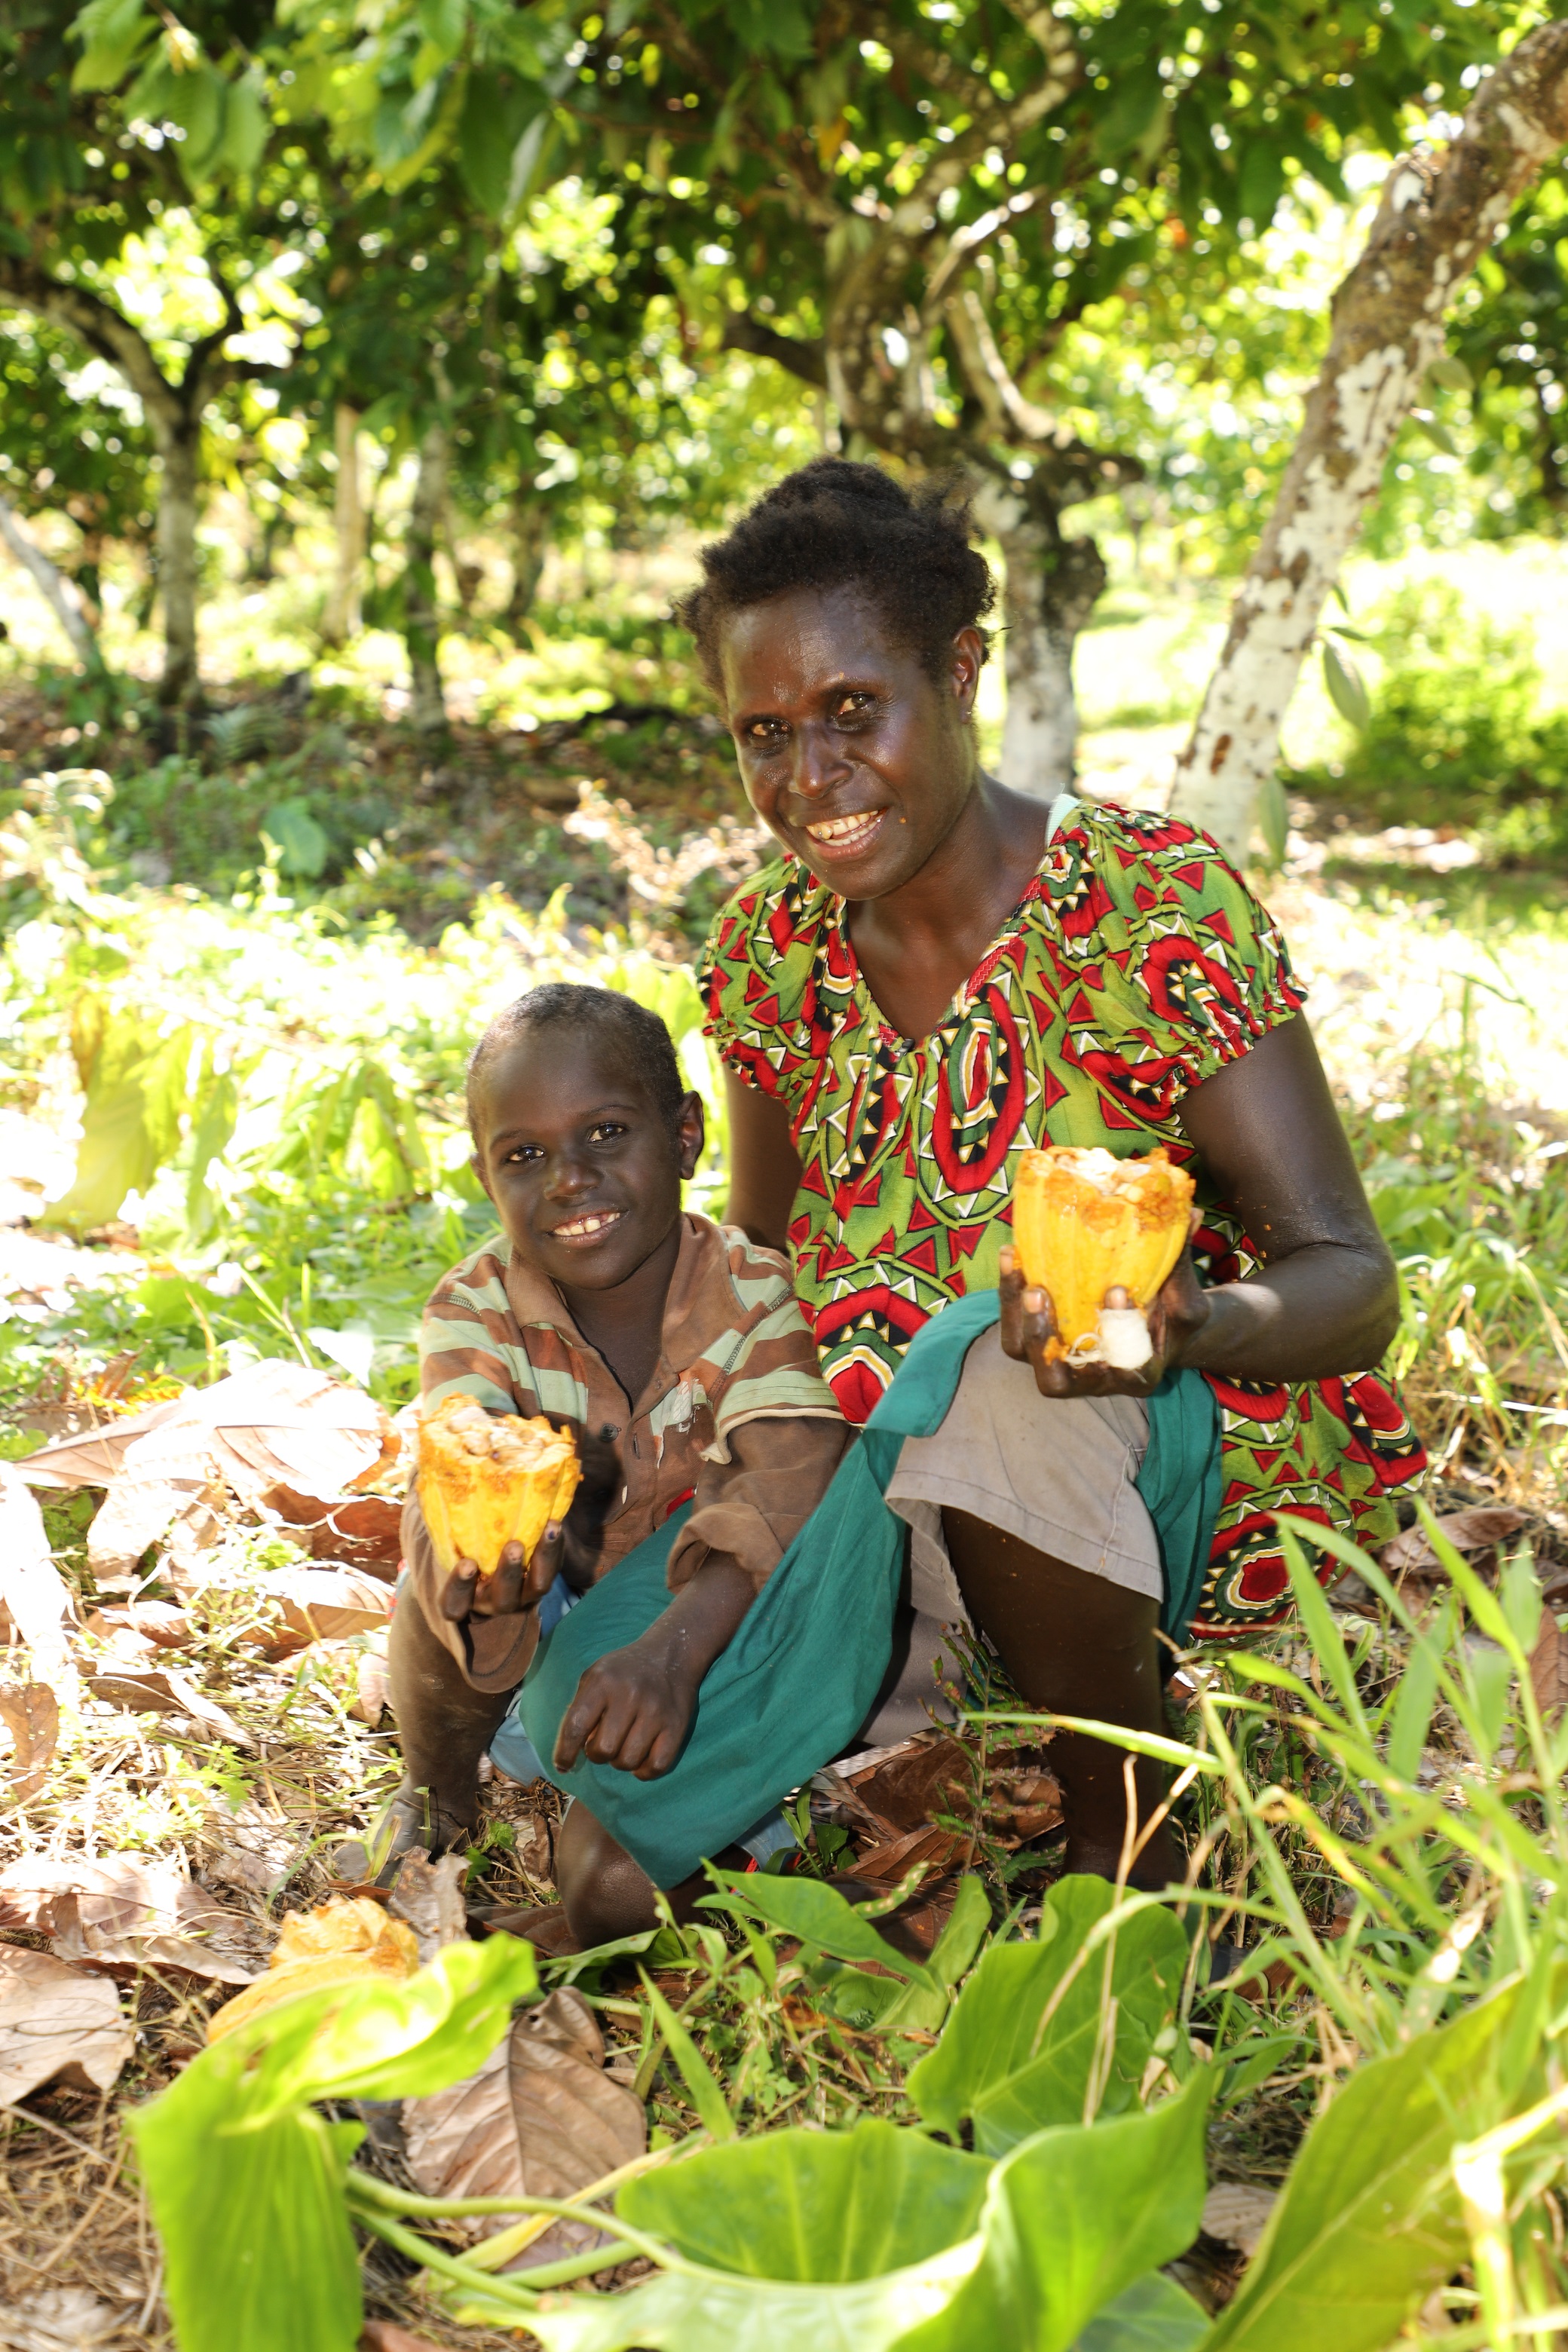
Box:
[129,1936,539,2352]
[908,1876,1188,2151]
[1074,2273,1211,2350]
[619,2118,992,2279]
[899,2069,1213,2352]
[1202,1984,1523,2350]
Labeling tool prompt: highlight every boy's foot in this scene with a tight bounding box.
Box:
[331,1781,473,1888]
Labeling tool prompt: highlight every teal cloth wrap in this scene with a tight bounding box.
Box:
[511,1295,1221,1886]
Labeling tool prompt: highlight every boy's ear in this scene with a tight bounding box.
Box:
[470,1147,495,1205]
[675,1091,705,1184]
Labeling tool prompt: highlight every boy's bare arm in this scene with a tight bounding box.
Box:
[551,1558,755,1779]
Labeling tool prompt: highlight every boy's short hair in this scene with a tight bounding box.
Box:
[467,983,688,1144]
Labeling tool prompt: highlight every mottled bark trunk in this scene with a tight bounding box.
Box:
[322,404,365,646]
[972,479,1104,803]
[1171,20,1568,861]
[151,411,201,707]
[0,492,103,672]
[504,491,550,632]
[403,422,449,733]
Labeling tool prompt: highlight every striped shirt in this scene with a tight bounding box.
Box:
[410,1213,848,1690]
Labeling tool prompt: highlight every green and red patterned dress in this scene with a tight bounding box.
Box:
[700,799,1424,1642]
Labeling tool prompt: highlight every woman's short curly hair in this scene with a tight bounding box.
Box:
[675,457,995,694]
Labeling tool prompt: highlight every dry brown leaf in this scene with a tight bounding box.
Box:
[0,1679,60,1797]
[851,1823,967,1882]
[197,1801,301,1900]
[0,1946,132,2102]
[87,1663,257,1753]
[850,1735,978,1833]
[0,2285,133,2351]
[403,1989,645,2268]
[24,1360,397,1578]
[257,1564,394,1647]
[388,1851,468,1964]
[0,1462,75,1692]
[1383,1508,1530,1576]
[0,1854,270,1981]
[268,1488,403,1577]
[1530,1611,1568,1721]
[84,1599,192,1649]
[1202,2182,1278,2256]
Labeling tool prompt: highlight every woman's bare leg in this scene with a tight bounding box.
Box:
[940,1508,1181,1888]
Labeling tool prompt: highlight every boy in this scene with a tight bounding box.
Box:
[353,982,849,1944]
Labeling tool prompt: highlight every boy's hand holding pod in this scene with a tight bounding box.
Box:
[418,1398,604,1623]
[1003,1144,1208,1395]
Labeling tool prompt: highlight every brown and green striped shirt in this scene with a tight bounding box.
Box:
[408,1213,848,1691]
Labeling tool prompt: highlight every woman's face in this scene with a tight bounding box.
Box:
[718,586,985,899]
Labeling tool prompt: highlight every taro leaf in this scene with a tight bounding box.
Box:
[1321,638,1371,733]
[0,1946,132,2102]
[618,2115,991,2278]
[1202,1983,1523,2350]
[509,2120,991,2352]
[42,1003,192,1232]
[899,2070,1213,2352]
[129,1938,539,2352]
[1073,2272,1211,2349]
[907,1876,1188,2153]
[130,2032,364,2352]
[701,1868,938,1991]
[1428,352,1473,393]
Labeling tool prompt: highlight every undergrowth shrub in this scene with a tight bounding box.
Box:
[1301,581,1568,861]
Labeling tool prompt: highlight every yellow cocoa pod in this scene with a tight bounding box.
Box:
[1011,1144,1195,1363]
[207,1897,418,2042]
[416,1398,580,1578]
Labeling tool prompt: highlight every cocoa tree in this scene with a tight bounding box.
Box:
[1171,18,1568,860]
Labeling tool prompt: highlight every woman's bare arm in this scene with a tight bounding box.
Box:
[721,1070,802,1251]
[1003,1018,1400,1396]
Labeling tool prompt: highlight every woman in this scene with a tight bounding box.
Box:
[689,459,1423,1883]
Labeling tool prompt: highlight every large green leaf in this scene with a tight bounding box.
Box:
[1075,2274,1211,2350]
[514,2249,985,2352]
[899,2071,1213,2352]
[44,1000,193,1230]
[128,1935,539,2352]
[908,1877,1189,2153]
[618,2118,991,2280]
[130,2049,364,2352]
[1203,1985,1524,2350]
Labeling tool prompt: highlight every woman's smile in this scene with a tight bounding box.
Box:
[801,807,888,861]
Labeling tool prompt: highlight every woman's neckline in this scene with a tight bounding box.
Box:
[827,834,1059,1050]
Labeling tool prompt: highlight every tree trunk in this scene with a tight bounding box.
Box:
[0,492,103,672]
[151,414,202,707]
[503,489,550,632]
[403,421,449,733]
[1171,20,1568,861]
[321,404,365,645]
[972,479,1105,802]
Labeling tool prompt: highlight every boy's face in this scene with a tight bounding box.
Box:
[470,1027,703,1293]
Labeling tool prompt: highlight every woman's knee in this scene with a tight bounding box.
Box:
[553,1802,660,1943]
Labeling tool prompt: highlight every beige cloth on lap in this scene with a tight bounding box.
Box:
[862,1324,1161,1744]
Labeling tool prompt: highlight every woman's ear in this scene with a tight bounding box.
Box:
[675,1091,706,1183]
[950,625,985,721]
